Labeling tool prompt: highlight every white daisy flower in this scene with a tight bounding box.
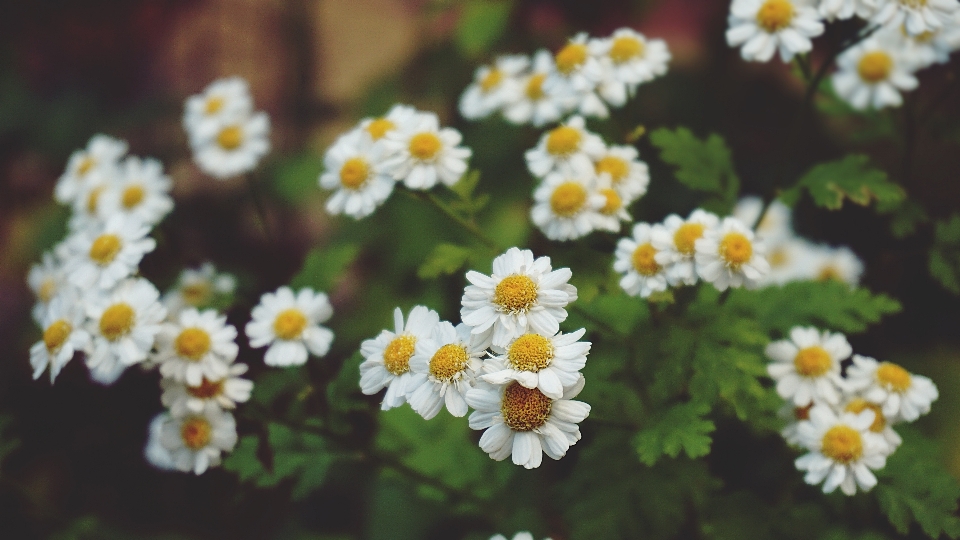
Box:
[161,362,253,416]
[794,405,889,495]
[765,326,852,406]
[65,214,156,291]
[726,0,826,62]
[779,402,815,446]
[652,209,720,287]
[614,222,671,298]
[156,308,239,386]
[319,129,395,219]
[357,104,419,144]
[543,33,608,118]
[466,376,591,469]
[28,251,67,324]
[406,322,490,420]
[591,178,633,233]
[98,156,174,227]
[162,263,237,318]
[871,0,959,36]
[806,245,864,286]
[67,172,117,233]
[245,286,334,367]
[88,356,130,386]
[524,115,605,178]
[29,294,90,382]
[159,404,238,475]
[842,395,903,451]
[459,54,529,120]
[183,77,253,142]
[695,217,770,290]
[145,412,178,471]
[192,110,271,179]
[760,237,819,286]
[891,13,960,67]
[55,134,127,205]
[460,247,578,348]
[844,355,938,422]
[531,172,606,241]
[817,0,879,20]
[85,278,167,375]
[379,112,471,190]
[592,145,650,203]
[482,328,590,400]
[503,50,572,127]
[602,28,671,85]
[359,305,441,410]
[832,35,919,110]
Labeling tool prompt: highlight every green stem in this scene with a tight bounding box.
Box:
[407,190,502,253]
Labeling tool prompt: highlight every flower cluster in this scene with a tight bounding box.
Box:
[767,326,938,495]
[318,104,472,219]
[460,27,671,123]
[359,247,591,469]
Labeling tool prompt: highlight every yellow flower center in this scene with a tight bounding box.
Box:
[43,320,73,353]
[99,303,136,341]
[609,35,645,63]
[383,334,416,375]
[180,416,213,450]
[845,398,886,432]
[339,157,370,190]
[555,43,588,75]
[793,403,813,420]
[525,73,546,100]
[507,333,554,372]
[86,186,105,214]
[719,232,753,268]
[769,247,788,268]
[674,223,706,256]
[274,309,308,340]
[820,425,863,464]
[175,327,212,361]
[205,96,224,115]
[181,282,212,306]
[77,156,96,176]
[876,362,911,393]
[366,118,395,141]
[632,242,661,276]
[121,185,145,209]
[793,346,833,377]
[217,125,244,150]
[546,126,582,156]
[817,265,843,282]
[186,377,225,399]
[38,278,57,303]
[429,344,469,382]
[480,69,503,92]
[600,188,622,215]
[549,181,588,217]
[858,51,893,83]
[501,382,552,431]
[899,0,928,8]
[595,155,629,183]
[494,274,538,313]
[756,0,795,33]
[89,234,123,265]
[408,132,442,161]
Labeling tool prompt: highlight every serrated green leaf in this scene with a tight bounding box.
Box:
[454,0,512,58]
[649,126,740,199]
[416,243,473,279]
[780,155,904,210]
[878,198,928,239]
[223,423,332,500]
[634,401,715,465]
[290,244,359,292]
[929,213,960,294]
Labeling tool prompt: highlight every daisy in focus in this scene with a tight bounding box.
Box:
[695,216,770,290]
[481,328,590,400]
[765,326,852,406]
[406,322,490,420]
[726,0,826,62]
[530,172,606,241]
[832,35,919,110]
[246,287,334,367]
[844,355,938,422]
[30,295,90,382]
[379,111,471,190]
[525,116,605,178]
[318,129,395,219]
[161,362,253,417]
[459,54,528,120]
[155,308,240,386]
[159,404,238,475]
[85,278,167,380]
[614,222,670,298]
[652,209,719,287]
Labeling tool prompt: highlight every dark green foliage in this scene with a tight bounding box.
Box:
[780,155,905,210]
[634,401,715,464]
[649,126,741,210]
[929,213,960,294]
[290,243,360,292]
[418,243,473,279]
[455,0,513,58]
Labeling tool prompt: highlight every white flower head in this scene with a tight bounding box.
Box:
[760,236,820,286]
[65,214,156,291]
[466,376,590,469]
[28,251,67,324]
[459,54,529,120]
[695,217,770,290]
[888,12,960,67]
[726,0,826,62]
[482,328,590,400]
[460,247,578,348]
[192,110,271,179]
[525,115,606,178]
[183,77,253,142]
[245,286,334,367]
[161,362,253,416]
[503,50,572,127]
[98,156,174,227]
[356,104,420,144]
[359,305,441,410]
[817,0,879,20]
[145,413,178,471]
[602,27,671,85]
[406,322,491,420]
[159,404,238,475]
[840,394,903,451]
[531,172,606,241]
[871,0,960,36]
[55,134,128,205]
[844,354,939,422]
[592,145,650,204]
[30,294,91,382]
[614,222,671,297]
[779,401,815,446]
[156,308,239,386]
[379,112,471,190]
[544,33,609,118]
[805,245,864,287]
[319,129,395,219]
[652,209,720,287]
[591,176,634,233]
[162,263,237,318]
[766,327,852,406]
[85,277,167,376]
[832,35,920,110]
[68,171,117,233]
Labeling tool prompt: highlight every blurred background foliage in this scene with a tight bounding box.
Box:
[0,0,959,539]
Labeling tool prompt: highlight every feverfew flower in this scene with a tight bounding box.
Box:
[55,134,127,205]
[161,363,253,416]
[695,217,770,290]
[319,129,395,219]
[795,405,889,495]
[162,263,237,317]
[765,326,852,406]
[379,112,471,189]
[503,50,570,127]
[66,214,156,291]
[652,209,720,286]
[482,328,590,400]
[357,104,419,144]
[28,251,66,324]
[192,110,271,179]
[85,278,167,377]
[592,145,650,203]
[844,355,938,422]
[894,13,960,67]
[466,376,590,469]
[726,0,826,62]
[245,287,334,367]
[406,322,490,420]
[359,306,440,410]
[591,177,633,233]
[98,156,174,227]
[601,28,671,85]
[156,308,239,386]
[68,173,114,232]
[525,116,605,178]
[806,245,864,286]
[159,404,237,475]
[182,77,253,142]
[461,247,578,348]
[780,402,814,446]
[530,173,605,241]
[832,36,919,110]
[543,33,608,117]
[614,222,670,298]
[841,395,903,451]
[145,413,177,471]
[459,55,529,120]
[871,0,960,36]
[761,237,819,286]
[29,295,90,382]
[817,0,878,20]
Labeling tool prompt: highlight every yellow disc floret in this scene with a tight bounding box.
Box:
[769,247,788,268]
[595,155,629,183]
[756,0,795,33]
[821,425,864,464]
[121,185,145,209]
[501,382,552,431]
[555,43,588,75]
[100,303,136,341]
[550,181,588,217]
[187,378,225,399]
[480,69,503,92]
[600,188,622,215]
[494,274,539,313]
[77,156,96,176]
[366,118,395,141]
[793,346,833,377]
[429,344,469,381]
[38,279,57,303]
[217,125,244,150]
[546,126,582,156]
[180,416,213,450]
[609,35,645,63]
[383,334,416,375]
[507,333,554,372]
[525,73,546,100]
[845,398,886,432]
[674,222,706,256]
[274,308,308,340]
[719,232,753,268]
[89,234,123,265]
[632,243,661,276]
[858,51,893,83]
[876,362,911,393]
[205,96,224,115]
[44,320,73,353]
[175,328,212,361]
[408,132,442,161]
[339,157,370,190]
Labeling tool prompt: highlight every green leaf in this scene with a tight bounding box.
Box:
[454,0,513,58]
[634,401,715,465]
[929,213,960,294]
[449,169,481,200]
[780,155,904,210]
[290,244,359,292]
[271,153,323,205]
[416,243,473,279]
[878,198,928,239]
[649,126,740,199]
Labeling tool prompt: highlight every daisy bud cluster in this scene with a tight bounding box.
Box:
[359,247,592,469]
[318,104,472,219]
[459,28,671,123]
[767,326,938,495]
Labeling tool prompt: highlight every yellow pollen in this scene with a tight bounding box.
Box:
[899,0,928,8]
[793,346,833,377]
[494,274,539,313]
[546,126,582,156]
[121,185,145,209]
[175,327,212,361]
[429,344,469,381]
[555,43,588,75]
[876,362,912,393]
[600,188,622,215]
[507,333,554,372]
[525,73,546,100]
[89,234,123,265]
[339,157,370,190]
[408,132,442,161]
[674,223,706,256]
[632,242,661,276]
[187,378,225,399]
[719,232,753,268]
[38,279,57,303]
[274,309,308,341]
[480,69,503,92]
[180,417,213,450]
[794,403,813,420]
[821,425,863,464]
[99,303,135,341]
[77,156,96,176]
[913,29,935,43]
[817,266,843,282]
[501,382,552,431]
[845,398,886,432]
[217,125,244,150]
[756,0,795,33]
[181,282,212,306]
[550,181,588,217]
[366,118,395,141]
[595,155,629,183]
[858,51,893,83]
[43,320,72,353]
[86,186,105,214]
[769,247,788,268]
[610,35,645,63]
[205,96,224,115]
[383,334,416,375]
